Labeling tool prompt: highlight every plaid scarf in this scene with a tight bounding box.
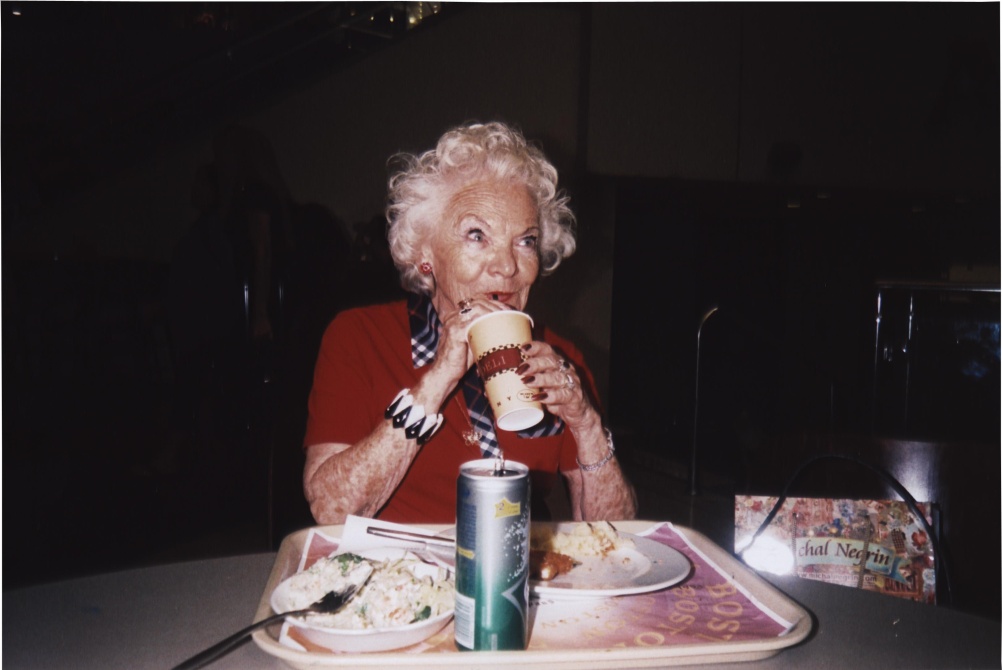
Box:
[407,293,563,458]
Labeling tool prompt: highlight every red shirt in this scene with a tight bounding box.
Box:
[304,298,599,523]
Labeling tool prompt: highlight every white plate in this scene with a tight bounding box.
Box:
[270,548,454,653]
[426,524,692,599]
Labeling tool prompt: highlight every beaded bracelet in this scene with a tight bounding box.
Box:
[576,428,616,472]
[384,389,443,445]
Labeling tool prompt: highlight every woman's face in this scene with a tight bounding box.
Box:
[425,179,540,313]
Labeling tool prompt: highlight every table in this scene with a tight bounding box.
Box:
[4,534,998,669]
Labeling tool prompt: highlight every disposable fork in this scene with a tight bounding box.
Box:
[171,579,366,670]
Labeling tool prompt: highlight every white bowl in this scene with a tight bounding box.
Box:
[270,548,454,653]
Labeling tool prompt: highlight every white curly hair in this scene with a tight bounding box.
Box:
[385,121,577,295]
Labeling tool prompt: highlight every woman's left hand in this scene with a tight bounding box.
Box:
[518,339,638,521]
[516,342,596,428]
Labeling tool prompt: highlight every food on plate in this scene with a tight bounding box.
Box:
[529,549,578,581]
[531,521,636,563]
[280,552,454,630]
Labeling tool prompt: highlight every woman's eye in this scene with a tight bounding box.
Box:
[466,228,485,242]
[519,235,538,249]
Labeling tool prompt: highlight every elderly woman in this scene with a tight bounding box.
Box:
[303,121,637,524]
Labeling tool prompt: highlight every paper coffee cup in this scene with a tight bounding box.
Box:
[466,310,544,431]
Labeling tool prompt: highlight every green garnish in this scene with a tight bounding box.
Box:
[411,606,432,623]
[334,553,367,574]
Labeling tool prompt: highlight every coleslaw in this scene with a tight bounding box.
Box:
[281,552,454,630]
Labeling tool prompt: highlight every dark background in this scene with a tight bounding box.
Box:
[3,3,999,618]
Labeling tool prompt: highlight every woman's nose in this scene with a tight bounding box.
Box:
[488,246,518,277]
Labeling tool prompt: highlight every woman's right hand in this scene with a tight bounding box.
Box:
[424,297,510,392]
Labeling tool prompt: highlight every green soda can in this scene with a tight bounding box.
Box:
[454,458,531,651]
